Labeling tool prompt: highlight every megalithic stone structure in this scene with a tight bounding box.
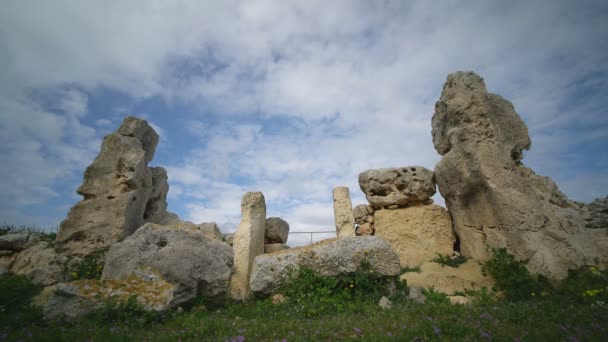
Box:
[333,186,356,237]
[229,192,267,300]
[55,116,176,256]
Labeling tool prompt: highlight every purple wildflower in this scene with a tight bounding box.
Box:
[560,324,568,332]
[353,327,362,335]
[480,329,491,339]
[387,332,393,337]
[433,326,441,335]
[479,313,493,321]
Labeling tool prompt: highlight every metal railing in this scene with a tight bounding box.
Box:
[222,230,337,246]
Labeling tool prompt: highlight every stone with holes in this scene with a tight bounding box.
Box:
[358,167,435,209]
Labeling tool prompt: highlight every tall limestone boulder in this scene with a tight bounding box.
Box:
[229,192,267,300]
[432,71,607,280]
[56,116,176,256]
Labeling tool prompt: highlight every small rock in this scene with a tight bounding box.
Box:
[379,296,392,310]
[272,293,286,304]
[449,296,470,305]
[176,307,184,314]
[408,286,426,304]
[265,217,289,244]
[356,223,374,236]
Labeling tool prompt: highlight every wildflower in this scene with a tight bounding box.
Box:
[349,284,354,288]
[387,332,393,337]
[541,291,549,297]
[353,328,362,335]
[480,329,491,339]
[531,292,536,297]
[583,289,603,297]
[433,326,441,335]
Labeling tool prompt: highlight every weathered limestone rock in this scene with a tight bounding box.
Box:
[582,196,608,229]
[264,243,290,253]
[400,260,495,295]
[198,222,223,241]
[432,71,607,280]
[356,223,374,236]
[11,241,63,286]
[56,116,177,257]
[229,192,267,300]
[333,186,355,237]
[358,167,436,209]
[265,217,289,244]
[0,232,36,252]
[374,204,456,267]
[43,270,174,321]
[353,204,374,225]
[379,296,392,310]
[250,236,401,296]
[102,223,233,306]
[408,286,426,304]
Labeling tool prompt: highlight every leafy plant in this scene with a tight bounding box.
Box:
[422,287,450,304]
[87,295,162,326]
[553,266,608,304]
[481,248,543,301]
[0,275,44,327]
[431,253,467,268]
[401,266,422,273]
[63,249,107,280]
[277,260,407,318]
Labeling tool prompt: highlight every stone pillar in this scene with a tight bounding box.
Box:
[333,186,355,237]
[229,192,266,300]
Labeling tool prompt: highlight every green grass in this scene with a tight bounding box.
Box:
[1,247,607,341]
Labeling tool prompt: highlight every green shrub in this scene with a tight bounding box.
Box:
[86,295,163,326]
[481,248,543,301]
[422,287,450,304]
[554,266,608,304]
[63,249,107,280]
[431,253,467,268]
[0,274,44,325]
[277,261,407,318]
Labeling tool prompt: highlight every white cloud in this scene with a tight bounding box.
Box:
[1,0,606,231]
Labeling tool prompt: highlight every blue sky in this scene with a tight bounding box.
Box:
[1,1,607,246]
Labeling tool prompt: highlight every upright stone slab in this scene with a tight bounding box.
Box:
[229,192,267,300]
[333,186,355,237]
[432,71,607,280]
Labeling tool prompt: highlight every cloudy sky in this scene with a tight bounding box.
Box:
[1,1,607,246]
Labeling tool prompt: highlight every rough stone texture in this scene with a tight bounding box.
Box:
[229,192,267,300]
[582,196,608,229]
[43,270,174,321]
[264,243,290,253]
[432,71,607,280]
[353,204,374,225]
[356,223,374,236]
[225,235,234,246]
[449,296,471,305]
[102,223,233,306]
[358,167,436,209]
[198,222,223,241]
[265,217,289,244]
[333,187,355,237]
[0,232,36,252]
[400,260,495,295]
[11,241,63,286]
[379,296,392,310]
[250,236,401,296]
[374,205,456,267]
[56,116,178,257]
[408,286,426,304]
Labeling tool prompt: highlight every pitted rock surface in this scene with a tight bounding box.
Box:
[432,71,607,280]
[358,167,435,209]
